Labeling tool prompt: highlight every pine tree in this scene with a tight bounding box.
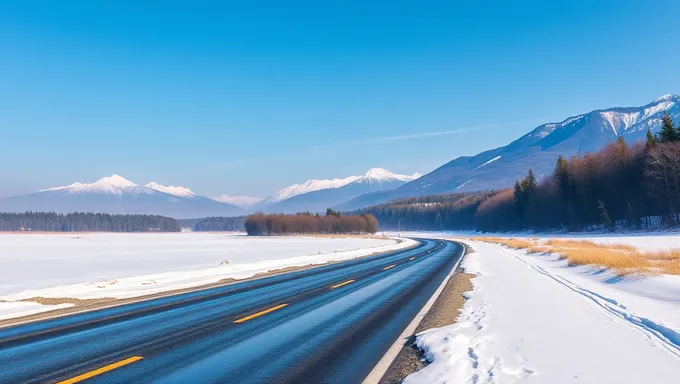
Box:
[521,169,537,191]
[658,112,679,143]
[646,128,658,149]
[554,156,570,202]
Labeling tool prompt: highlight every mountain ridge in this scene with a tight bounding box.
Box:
[338,95,680,210]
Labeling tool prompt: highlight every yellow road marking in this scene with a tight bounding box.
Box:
[233,304,288,323]
[409,257,416,261]
[57,356,143,384]
[383,264,396,271]
[330,279,355,289]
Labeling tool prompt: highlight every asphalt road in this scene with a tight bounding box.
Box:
[0,238,463,384]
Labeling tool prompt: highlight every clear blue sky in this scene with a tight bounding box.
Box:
[1,1,679,198]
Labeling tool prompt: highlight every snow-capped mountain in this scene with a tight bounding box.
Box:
[212,195,263,208]
[145,182,196,198]
[261,168,420,213]
[1,175,241,219]
[338,94,680,210]
[265,176,360,204]
[42,175,154,196]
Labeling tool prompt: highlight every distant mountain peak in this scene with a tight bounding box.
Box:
[266,168,420,203]
[145,182,195,197]
[654,94,679,103]
[40,174,147,195]
[357,168,421,184]
[95,174,137,188]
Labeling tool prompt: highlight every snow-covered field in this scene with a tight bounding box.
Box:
[405,234,680,383]
[0,233,413,320]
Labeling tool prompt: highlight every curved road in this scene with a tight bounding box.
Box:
[0,238,463,384]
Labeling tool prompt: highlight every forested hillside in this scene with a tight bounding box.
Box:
[0,212,180,232]
[476,113,680,231]
[348,192,495,231]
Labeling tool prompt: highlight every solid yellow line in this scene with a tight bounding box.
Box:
[409,257,416,261]
[383,264,396,271]
[233,303,288,323]
[330,279,355,289]
[57,356,143,384]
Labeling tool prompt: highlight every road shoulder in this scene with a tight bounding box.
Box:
[378,243,473,384]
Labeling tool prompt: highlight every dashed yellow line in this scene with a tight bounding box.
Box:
[57,356,143,384]
[233,303,288,324]
[330,279,355,289]
[383,264,396,271]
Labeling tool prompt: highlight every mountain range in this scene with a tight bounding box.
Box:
[3,95,678,218]
[336,94,680,210]
[0,175,241,219]
[255,168,421,213]
[0,168,419,218]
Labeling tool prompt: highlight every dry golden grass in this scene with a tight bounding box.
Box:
[471,236,680,276]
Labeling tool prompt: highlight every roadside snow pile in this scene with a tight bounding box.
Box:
[0,301,73,321]
[404,239,680,383]
[0,233,413,320]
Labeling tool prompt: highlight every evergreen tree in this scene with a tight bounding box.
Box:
[658,112,679,143]
[520,169,538,191]
[646,128,659,149]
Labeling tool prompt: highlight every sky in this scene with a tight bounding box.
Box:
[1,0,680,198]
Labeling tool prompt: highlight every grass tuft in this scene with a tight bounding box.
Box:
[470,237,680,276]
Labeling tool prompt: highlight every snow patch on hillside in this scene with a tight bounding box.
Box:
[473,156,501,170]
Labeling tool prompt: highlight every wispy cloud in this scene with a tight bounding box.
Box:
[346,124,500,144]
[214,122,511,169]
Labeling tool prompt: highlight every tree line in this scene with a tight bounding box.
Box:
[193,216,246,232]
[347,191,495,231]
[0,212,180,232]
[475,112,680,231]
[244,210,378,235]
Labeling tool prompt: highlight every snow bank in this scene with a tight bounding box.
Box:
[0,233,413,320]
[404,239,680,383]
[0,302,73,321]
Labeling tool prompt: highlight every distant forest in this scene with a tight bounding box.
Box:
[192,216,246,232]
[245,210,378,235]
[0,212,180,232]
[348,192,495,231]
[349,113,680,233]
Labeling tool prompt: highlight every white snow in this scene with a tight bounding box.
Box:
[145,182,196,197]
[473,156,501,170]
[266,168,419,203]
[356,168,421,185]
[404,236,680,383]
[268,176,360,203]
[0,301,73,321]
[454,179,474,190]
[39,175,155,196]
[212,195,263,207]
[0,233,414,320]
